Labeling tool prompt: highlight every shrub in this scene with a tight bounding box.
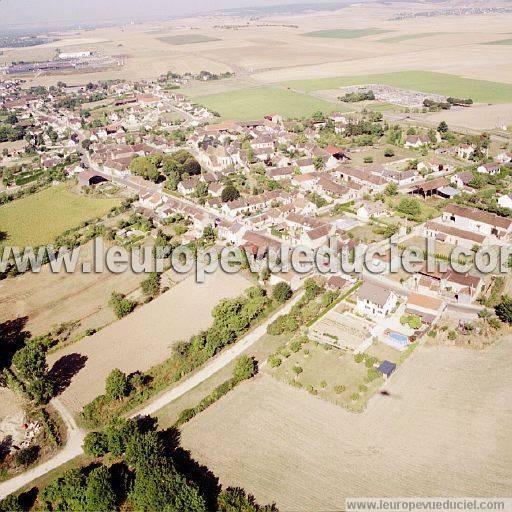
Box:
[363,156,373,164]
[488,317,502,330]
[364,356,378,368]
[427,330,437,338]
[290,340,301,353]
[15,445,39,466]
[108,292,135,319]
[272,282,293,304]
[366,368,380,382]
[233,355,257,382]
[384,148,395,157]
[447,330,458,340]
[350,393,359,401]
[83,431,108,457]
[292,365,303,376]
[320,380,327,389]
[354,353,364,364]
[359,384,368,393]
[334,385,345,394]
[495,296,512,324]
[268,355,282,368]
[305,384,317,395]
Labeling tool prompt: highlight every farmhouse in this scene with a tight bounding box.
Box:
[424,221,488,247]
[404,135,429,148]
[477,162,501,175]
[357,201,387,221]
[442,204,512,238]
[411,177,450,198]
[355,282,398,318]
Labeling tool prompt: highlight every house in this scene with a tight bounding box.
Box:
[268,166,294,181]
[477,162,501,175]
[377,360,396,379]
[496,151,512,164]
[442,204,512,238]
[357,201,387,221]
[355,282,398,318]
[457,144,475,160]
[268,271,303,292]
[424,220,487,247]
[139,192,164,210]
[450,171,475,189]
[326,275,349,292]
[497,194,512,209]
[405,292,445,325]
[178,177,199,196]
[410,177,450,198]
[404,135,429,148]
[77,171,107,187]
[208,182,223,198]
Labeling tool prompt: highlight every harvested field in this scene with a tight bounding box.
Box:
[181,340,512,510]
[157,35,220,45]
[195,86,339,120]
[0,186,120,248]
[0,240,145,338]
[281,71,512,103]
[303,28,392,39]
[46,272,250,414]
[378,33,445,44]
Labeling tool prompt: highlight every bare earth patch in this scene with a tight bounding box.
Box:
[181,340,512,510]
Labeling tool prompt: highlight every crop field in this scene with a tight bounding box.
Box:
[0,186,120,248]
[181,340,512,510]
[281,70,512,103]
[378,33,444,44]
[482,38,512,46]
[157,34,221,45]
[303,28,392,39]
[195,86,340,120]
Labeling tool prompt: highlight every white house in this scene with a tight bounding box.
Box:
[457,144,475,160]
[356,282,398,318]
[496,151,512,164]
[477,162,501,175]
[404,135,429,148]
[357,201,387,221]
[498,194,512,209]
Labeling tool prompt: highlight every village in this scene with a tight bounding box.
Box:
[1,64,512,508]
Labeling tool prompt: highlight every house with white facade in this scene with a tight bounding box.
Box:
[355,282,398,318]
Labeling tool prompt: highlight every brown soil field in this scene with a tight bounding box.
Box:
[46,271,250,414]
[0,240,145,338]
[181,339,512,510]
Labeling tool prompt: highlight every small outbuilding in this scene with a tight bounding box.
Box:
[377,360,397,379]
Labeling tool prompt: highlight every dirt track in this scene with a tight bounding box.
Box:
[181,339,512,510]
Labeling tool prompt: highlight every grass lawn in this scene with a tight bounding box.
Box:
[266,338,385,412]
[482,38,512,45]
[303,28,392,39]
[195,86,341,120]
[0,185,120,248]
[280,70,512,103]
[157,34,220,45]
[378,32,445,43]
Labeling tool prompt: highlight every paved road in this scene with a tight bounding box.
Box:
[0,399,85,500]
[0,293,302,499]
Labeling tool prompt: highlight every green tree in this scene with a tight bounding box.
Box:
[495,296,512,324]
[397,197,421,219]
[0,494,23,512]
[233,355,257,382]
[105,369,130,401]
[109,292,136,319]
[202,225,217,243]
[437,121,449,133]
[85,466,117,512]
[384,182,398,196]
[83,431,109,457]
[195,181,208,198]
[272,282,292,304]
[221,184,240,203]
[141,272,161,298]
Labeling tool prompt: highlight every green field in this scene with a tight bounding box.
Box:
[482,38,512,46]
[280,70,512,103]
[0,186,120,248]
[195,86,341,120]
[157,34,220,45]
[303,28,392,39]
[378,32,444,43]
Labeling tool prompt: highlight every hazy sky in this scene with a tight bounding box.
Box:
[0,0,342,28]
